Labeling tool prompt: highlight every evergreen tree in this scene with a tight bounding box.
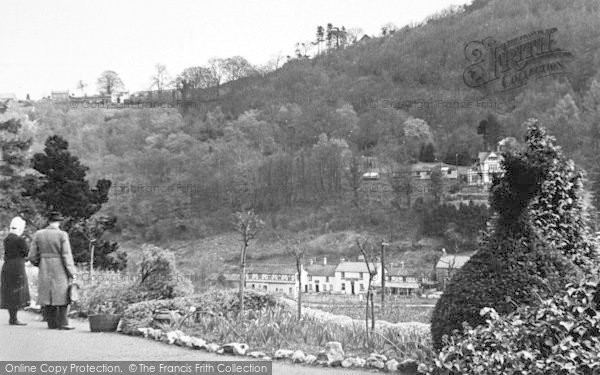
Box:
[25,135,111,219]
[431,119,597,351]
[477,114,504,151]
[419,143,436,162]
[24,135,118,268]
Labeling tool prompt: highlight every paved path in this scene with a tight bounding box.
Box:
[0,311,378,374]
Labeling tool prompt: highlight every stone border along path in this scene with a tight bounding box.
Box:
[0,310,383,374]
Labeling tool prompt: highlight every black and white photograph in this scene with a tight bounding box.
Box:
[1,0,600,373]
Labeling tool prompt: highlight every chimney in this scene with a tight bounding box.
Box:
[323,257,327,265]
[340,257,346,263]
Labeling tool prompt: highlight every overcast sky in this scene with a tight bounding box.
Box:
[0,0,470,99]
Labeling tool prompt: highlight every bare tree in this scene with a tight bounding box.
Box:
[208,57,227,97]
[76,80,87,96]
[346,27,364,44]
[285,238,306,319]
[380,239,390,312]
[356,237,378,339]
[232,210,264,319]
[150,63,171,92]
[97,70,124,95]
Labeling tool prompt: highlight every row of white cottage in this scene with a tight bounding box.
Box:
[223,255,470,299]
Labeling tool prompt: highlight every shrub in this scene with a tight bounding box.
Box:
[137,244,194,299]
[431,120,594,351]
[74,271,145,316]
[422,280,600,375]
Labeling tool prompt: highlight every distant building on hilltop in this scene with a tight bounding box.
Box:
[51,91,70,101]
[0,93,17,102]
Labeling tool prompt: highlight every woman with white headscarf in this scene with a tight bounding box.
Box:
[0,216,30,325]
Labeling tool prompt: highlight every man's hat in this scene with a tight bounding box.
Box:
[47,211,64,222]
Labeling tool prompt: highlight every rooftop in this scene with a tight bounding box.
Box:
[436,254,472,269]
[335,262,377,273]
[247,264,298,275]
[305,264,337,277]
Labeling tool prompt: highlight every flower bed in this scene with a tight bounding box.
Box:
[120,290,432,373]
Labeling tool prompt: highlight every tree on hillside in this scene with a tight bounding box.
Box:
[174,66,215,102]
[208,58,227,97]
[325,23,333,51]
[0,108,40,225]
[346,154,361,208]
[403,117,433,162]
[419,143,436,162]
[97,70,124,95]
[315,26,325,54]
[477,114,504,151]
[222,56,257,82]
[232,210,264,319]
[583,77,600,155]
[430,166,443,205]
[381,23,397,36]
[150,63,171,93]
[390,164,413,209]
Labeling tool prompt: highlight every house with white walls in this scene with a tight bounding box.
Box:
[304,257,336,293]
[333,260,380,295]
[245,264,306,298]
[373,262,427,296]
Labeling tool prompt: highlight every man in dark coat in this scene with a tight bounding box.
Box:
[0,216,30,325]
[28,212,76,330]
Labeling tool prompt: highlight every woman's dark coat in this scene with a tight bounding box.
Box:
[0,233,31,309]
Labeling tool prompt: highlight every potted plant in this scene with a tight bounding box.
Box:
[88,301,124,332]
[85,282,129,332]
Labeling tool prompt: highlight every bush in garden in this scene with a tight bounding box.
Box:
[73,271,147,316]
[137,244,194,299]
[421,280,600,375]
[431,120,596,351]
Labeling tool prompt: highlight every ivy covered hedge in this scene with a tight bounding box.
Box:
[430,120,598,351]
[421,279,600,374]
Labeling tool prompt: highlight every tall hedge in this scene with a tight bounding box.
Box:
[430,119,597,351]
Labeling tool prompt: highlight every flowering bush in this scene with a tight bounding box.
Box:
[421,279,600,374]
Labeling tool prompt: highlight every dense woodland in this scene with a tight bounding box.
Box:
[3,0,600,255]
